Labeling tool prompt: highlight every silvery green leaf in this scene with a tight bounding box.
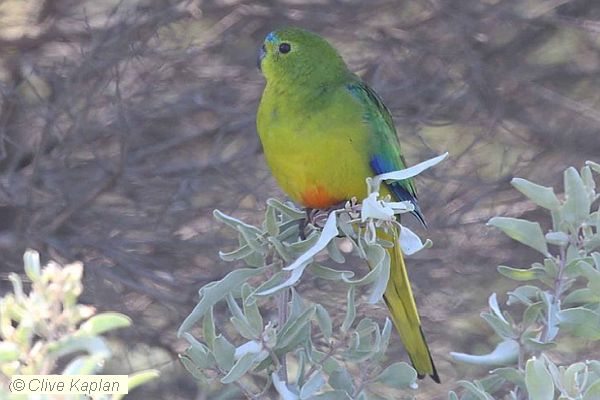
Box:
[448,391,459,400]
[300,371,326,399]
[522,302,544,327]
[266,198,306,220]
[492,367,526,389]
[23,249,41,282]
[329,367,355,393]
[543,259,558,278]
[511,178,561,211]
[372,152,448,189]
[310,264,355,281]
[481,311,516,339]
[326,239,346,263]
[284,211,339,272]
[588,360,600,376]
[378,318,392,357]
[357,392,388,400]
[315,304,332,340]
[558,308,600,339]
[587,160,600,174]
[497,265,544,282]
[179,354,207,381]
[287,232,320,258]
[227,294,259,339]
[242,250,266,268]
[182,333,215,369]
[581,166,596,199]
[489,293,508,324]
[311,391,352,400]
[8,273,24,302]
[450,339,519,367]
[278,222,302,242]
[270,236,293,262]
[583,378,600,400]
[545,231,569,246]
[577,261,600,292]
[234,340,262,359]
[375,362,417,389]
[564,288,600,305]
[272,372,299,400]
[355,318,378,337]
[585,235,600,252]
[346,320,377,361]
[507,285,541,306]
[296,349,307,387]
[219,244,254,262]
[221,352,259,384]
[565,259,591,278]
[255,262,309,296]
[252,270,287,297]
[241,284,263,334]
[363,243,390,304]
[563,167,591,227]
[276,306,315,349]
[47,336,110,359]
[592,252,600,269]
[400,225,429,255]
[526,358,555,400]
[563,362,586,398]
[238,224,265,254]
[202,307,215,348]
[488,217,549,255]
[457,380,494,400]
[289,288,305,320]
[265,204,279,236]
[214,209,263,235]
[341,286,356,333]
[308,346,341,374]
[540,292,559,341]
[75,312,129,337]
[566,244,580,265]
[523,337,556,351]
[263,322,277,349]
[178,267,266,336]
[213,335,235,371]
[479,375,505,395]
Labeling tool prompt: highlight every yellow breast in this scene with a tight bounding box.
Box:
[257,84,373,208]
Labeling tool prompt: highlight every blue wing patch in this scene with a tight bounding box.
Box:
[370,155,427,228]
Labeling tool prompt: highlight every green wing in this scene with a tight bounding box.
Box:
[346,79,425,225]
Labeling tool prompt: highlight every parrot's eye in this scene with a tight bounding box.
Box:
[279,43,291,54]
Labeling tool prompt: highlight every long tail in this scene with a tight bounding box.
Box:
[379,228,439,383]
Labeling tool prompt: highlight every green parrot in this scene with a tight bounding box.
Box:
[256,27,439,383]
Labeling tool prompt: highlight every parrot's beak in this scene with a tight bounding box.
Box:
[257,44,266,71]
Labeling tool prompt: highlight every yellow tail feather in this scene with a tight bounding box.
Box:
[379,228,439,383]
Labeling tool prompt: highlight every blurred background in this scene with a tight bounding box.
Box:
[1,0,599,398]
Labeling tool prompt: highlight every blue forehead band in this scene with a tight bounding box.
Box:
[265,32,278,43]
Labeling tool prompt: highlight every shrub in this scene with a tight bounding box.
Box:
[450,161,600,400]
[0,250,159,399]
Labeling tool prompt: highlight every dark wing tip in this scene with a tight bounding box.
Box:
[415,326,441,384]
[411,203,428,229]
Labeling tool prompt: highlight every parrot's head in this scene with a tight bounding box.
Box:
[258,27,348,85]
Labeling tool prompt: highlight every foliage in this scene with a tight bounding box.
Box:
[0,250,159,399]
[178,154,447,399]
[450,161,600,400]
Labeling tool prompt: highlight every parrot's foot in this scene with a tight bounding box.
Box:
[301,200,354,238]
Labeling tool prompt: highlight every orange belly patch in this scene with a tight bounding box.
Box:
[301,185,341,208]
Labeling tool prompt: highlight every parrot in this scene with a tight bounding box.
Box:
[256,27,439,383]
